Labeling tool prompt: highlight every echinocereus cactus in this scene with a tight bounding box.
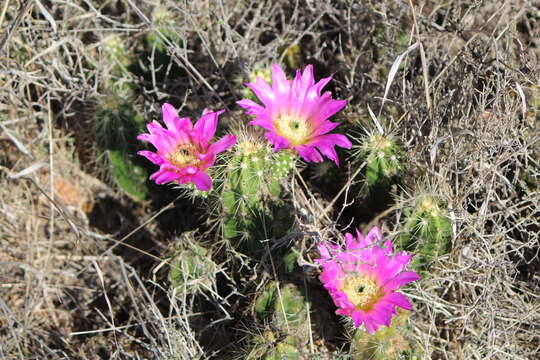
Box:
[237,64,352,165]
[315,227,419,334]
[397,194,452,270]
[220,136,294,246]
[246,282,310,359]
[363,132,403,188]
[137,103,236,191]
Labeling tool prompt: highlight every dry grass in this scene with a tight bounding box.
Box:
[1,0,539,359]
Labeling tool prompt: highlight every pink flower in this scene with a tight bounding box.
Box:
[315,227,419,334]
[236,64,351,165]
[137,103,236,191]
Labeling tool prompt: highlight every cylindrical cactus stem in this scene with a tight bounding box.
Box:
[245,328,301,360]
[398,195,452,269]
[364,133,403,188]
[248,281,310,359]
[95,90,148,200]
[146,5,183,52]
[220,138,295,244]
[168,240,219,296]
[101,34,134,90]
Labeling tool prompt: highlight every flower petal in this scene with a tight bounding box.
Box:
[193,110,223,147]
[380,292,413,310]
[191,171,212,191]
[271,63,290,97]
[246,78,275,108]
[208,134,236,156]
[162,103,178,131]
[382,271,420,292]
[295,144,323,163]
[137,150,166,165]
[150,168,181,184]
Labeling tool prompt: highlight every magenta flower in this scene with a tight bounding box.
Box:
[236,64,351,165]
[315,227,419,334]
[137,103,236,191]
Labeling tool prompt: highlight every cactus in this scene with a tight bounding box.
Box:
[95,90,148,201]
[169,241,218,296]
[221,139,295,250]
[146,5,183,53]
[350,311,422,360]
[363,133,403,189]
[397,195,452,269]
[101,34,135,94]
[103,35,132,71]
[245,328,301,360]
[107,150,148,201]
[246,282,311,359]
[93,32,150,201]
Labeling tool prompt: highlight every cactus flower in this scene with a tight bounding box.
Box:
[237,64,351,165]
[137,103,236,191]
[316,227,419,334]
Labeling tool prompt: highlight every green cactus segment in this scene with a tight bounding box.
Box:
[365,133,403,188]
[282,249,298,273]
[103,35,131,67]
[107,150,148,201]
[254,282,309,336]
[350,311,422,360]
[95,32,150,200]
[273,283,308,329]
[146,5,183,52]
[249,282,310,359]
[221,144,295,246]
[246,330,301,360]
[95,91,148,201]
[398,196,452,269]
[169,242,218,295]
[101,35,135,94]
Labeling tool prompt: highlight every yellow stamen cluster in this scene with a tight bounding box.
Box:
[340,274,382,310]
[274,114,311,146]
[169,143,199,169]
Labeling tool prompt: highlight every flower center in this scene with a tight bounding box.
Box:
[274,114,311,146]
[340,274,382,310]
[168,143,199,169]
